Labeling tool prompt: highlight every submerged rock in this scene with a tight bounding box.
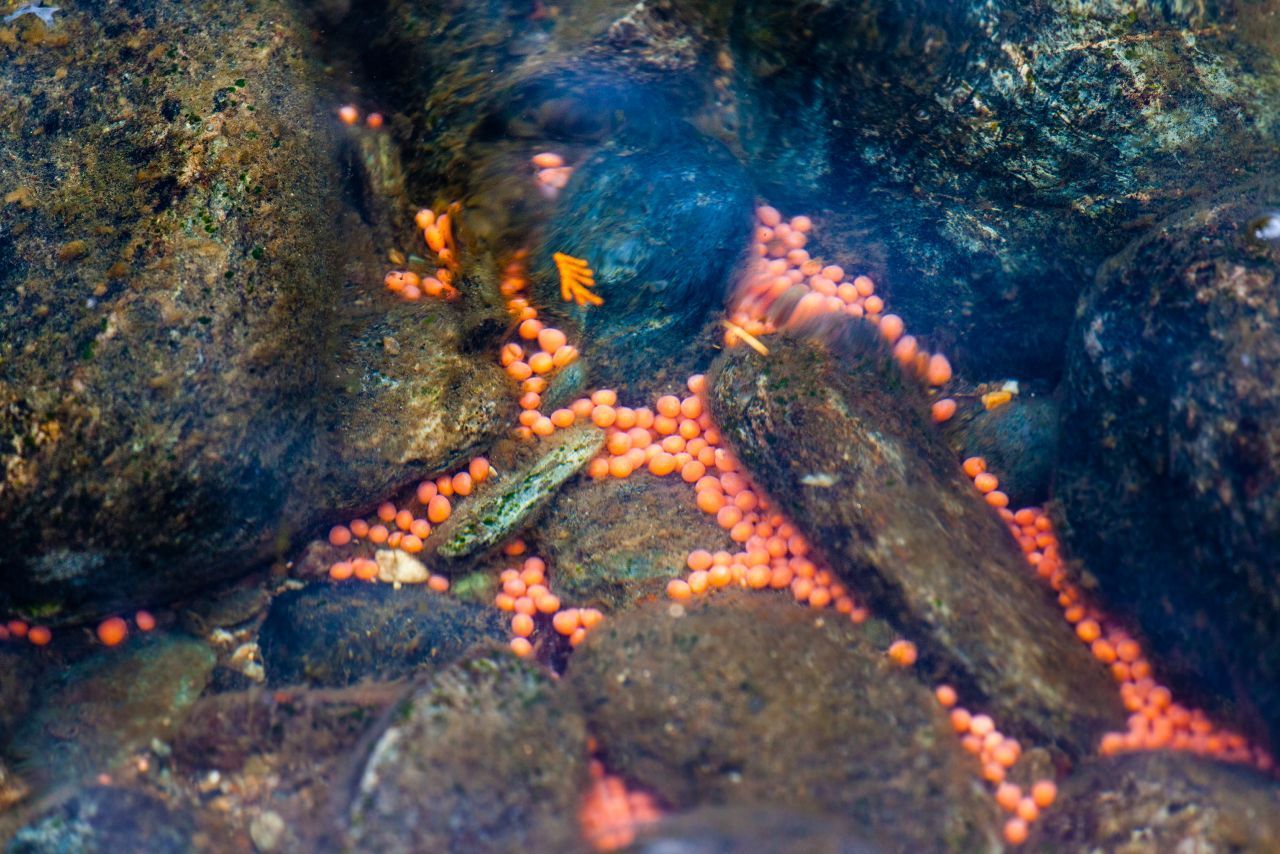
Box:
[258,583,506,687]
[345,647,589,851]
[1032,752,1280,851]
[634,807,877,854]
[173,682,401,774]
[10,634,214,786]
[1057,176,1280,749]
[528,132,754,389]
[946,393,1058,508]
[535,473,735,611]
[727,0,1280,380]
[708,322,1123,755]
[567,593,1000,851]
[8,786,195,854]
[0,0,508,623]
[0,650,35,750]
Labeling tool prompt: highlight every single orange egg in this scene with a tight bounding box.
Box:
[97,617,128,647]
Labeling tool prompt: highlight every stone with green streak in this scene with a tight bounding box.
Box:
[434,424,605,559]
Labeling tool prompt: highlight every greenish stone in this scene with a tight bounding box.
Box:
[435,425,605,559]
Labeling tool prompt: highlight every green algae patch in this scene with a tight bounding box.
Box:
[435,424,605,559]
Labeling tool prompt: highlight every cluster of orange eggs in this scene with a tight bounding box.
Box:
[491,540,604,657]
[729,206,956,421]
[578,758,662,851]
[383,205,461,302]
[933,682,1058,844]
[0,609,158,651]
[499,252,582,437]
[531,151,573,198]
[962,458,1271,773]
[0,619,52,647]
[323,457,491,590]
[337,103,385,129]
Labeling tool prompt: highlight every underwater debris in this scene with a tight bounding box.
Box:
[3,4,60,26]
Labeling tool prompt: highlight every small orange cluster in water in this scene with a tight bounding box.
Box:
[531,151,573,198]
[323,457,492,590]
[492,540,604,657]
[728,207,956,420]
[0,607,159,652]
[337,103,385,129]
[383,205,461,302]
[934,682,1056,845]
[500,253,583,439]
[960,458,1273,774]
[94,611,157,647]
[0,619,51,647]
[578,759,662,851]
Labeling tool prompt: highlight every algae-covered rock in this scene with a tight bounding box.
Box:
[1057,176,1280,750]
[10,634,214,786]
[535,473,735,611]
[708,322,1124,755]
[345,647,589,851]
[258,583,506,687]
[434,423,605,560]
[7,786,195,854]
[1032,752,1280,851]
[0,0,508,623]
[567,593,1000,852]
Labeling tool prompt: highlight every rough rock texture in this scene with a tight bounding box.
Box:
[708,322,1123,755]
[7,786,195,854]
[258,583,507,687]
[535,473,735,611]
[345,647,589,852]
[0,651,35,750]
[635,807,877,854]
[351,0,721,208]
[0,0,509,623]
[1057,176,1280,750]
[172,682,402,774]
[1033,752,1280,851]
[10,634,214,786]
[567,593,1001,852]
[724,0,1280,380]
